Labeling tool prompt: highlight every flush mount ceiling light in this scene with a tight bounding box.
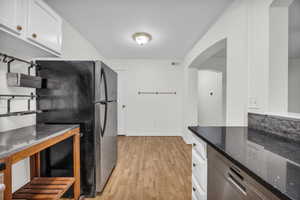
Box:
[132,32,152,46]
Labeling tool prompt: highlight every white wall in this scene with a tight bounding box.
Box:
[193,50,227,126]
[247,0,276,113]
[182,67,198,143]
[269,5,290,113]
[182,0,300,144]
[248,0,295,115]
[0,19,103,191]
[183,0,249,143]
[109,59,183,136]
[288,59,300,113]
[61,21,105,60]
[198,70,224,126]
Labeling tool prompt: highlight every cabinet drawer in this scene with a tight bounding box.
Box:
[192,192,197,200]
[192,149,207,192]
[191,135,207,160]
[192,175,206,200]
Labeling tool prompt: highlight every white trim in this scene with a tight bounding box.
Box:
[126,132,182,137]
[182,134,192,144]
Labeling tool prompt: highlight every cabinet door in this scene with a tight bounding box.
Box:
[0,0,25,35]
[27,0,62,54]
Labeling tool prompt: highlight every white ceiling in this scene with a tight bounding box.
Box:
[289,0,300,59]
[45,0,232,59]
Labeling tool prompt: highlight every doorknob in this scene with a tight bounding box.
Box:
[122,105,126,108]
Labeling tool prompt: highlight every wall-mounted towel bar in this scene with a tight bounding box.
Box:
[138,91,177,95]
[0,93,41,117]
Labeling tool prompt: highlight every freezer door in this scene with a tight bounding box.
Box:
[94,61,102,102]
[102,64,117,101]
[95,101,118,192]
[95,62,117,102]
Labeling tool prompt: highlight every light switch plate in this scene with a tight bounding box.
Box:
[249,97,259,109]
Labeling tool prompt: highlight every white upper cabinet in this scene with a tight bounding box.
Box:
[27,0,62,54]
[0,0,62,55]
[0,0,25,35]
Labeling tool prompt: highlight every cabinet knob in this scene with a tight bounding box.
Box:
[16,25,22,31]
[32,33,37,39]
[192,187,196,192]
[193,163,196,167]
[193,143,196,147]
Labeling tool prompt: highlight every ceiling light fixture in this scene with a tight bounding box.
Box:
[132,32,152,46]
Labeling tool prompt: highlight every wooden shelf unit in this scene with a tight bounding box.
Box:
[13,177,75,199]
[1,127,81,200]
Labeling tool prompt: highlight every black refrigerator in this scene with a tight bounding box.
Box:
[36,60,118,197]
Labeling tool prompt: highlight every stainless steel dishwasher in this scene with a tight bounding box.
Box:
[207,146,280,200]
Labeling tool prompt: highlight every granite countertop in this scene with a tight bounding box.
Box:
[0,124,79,159]
[189,126,300,200]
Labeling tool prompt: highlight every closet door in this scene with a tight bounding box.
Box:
[0,0,25,35]
[27,0,62,54]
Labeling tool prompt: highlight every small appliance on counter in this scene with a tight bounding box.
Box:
[36,60,118,197]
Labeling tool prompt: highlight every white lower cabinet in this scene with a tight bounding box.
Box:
[192,135,207,161]
[192,175,206,200]
[192,149,207,191]
[191,134,207,200]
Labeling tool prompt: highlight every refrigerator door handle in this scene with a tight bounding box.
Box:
[99,68,108,137]
[94,101,107,104]
[101,103,107,137]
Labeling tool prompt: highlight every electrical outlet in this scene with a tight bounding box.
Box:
[249,97,259,109]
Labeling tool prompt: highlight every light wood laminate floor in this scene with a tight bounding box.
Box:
[90,136,192,200]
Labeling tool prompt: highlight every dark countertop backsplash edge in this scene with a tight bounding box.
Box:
[248,112,300,142]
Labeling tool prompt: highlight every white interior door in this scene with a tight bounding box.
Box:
[116,70,127,135]
[198,70,224,126]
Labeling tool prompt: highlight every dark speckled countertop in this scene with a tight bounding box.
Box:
[0,124,79,159]
[189,126,300,200]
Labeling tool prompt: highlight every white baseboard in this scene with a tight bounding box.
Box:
[125,132,182,136]
[181,134,191,144]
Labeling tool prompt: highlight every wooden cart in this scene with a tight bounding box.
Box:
[0,127,81,200]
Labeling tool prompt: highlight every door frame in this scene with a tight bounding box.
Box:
[115,69,127,136]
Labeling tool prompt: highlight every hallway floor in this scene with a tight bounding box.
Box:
[91,136,191,200]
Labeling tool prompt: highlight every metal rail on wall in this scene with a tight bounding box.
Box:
[0,52,38,75]
[0,93,42,117]
[1,52,43,89]
[138,91,177,95]
[0,53,42,117]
